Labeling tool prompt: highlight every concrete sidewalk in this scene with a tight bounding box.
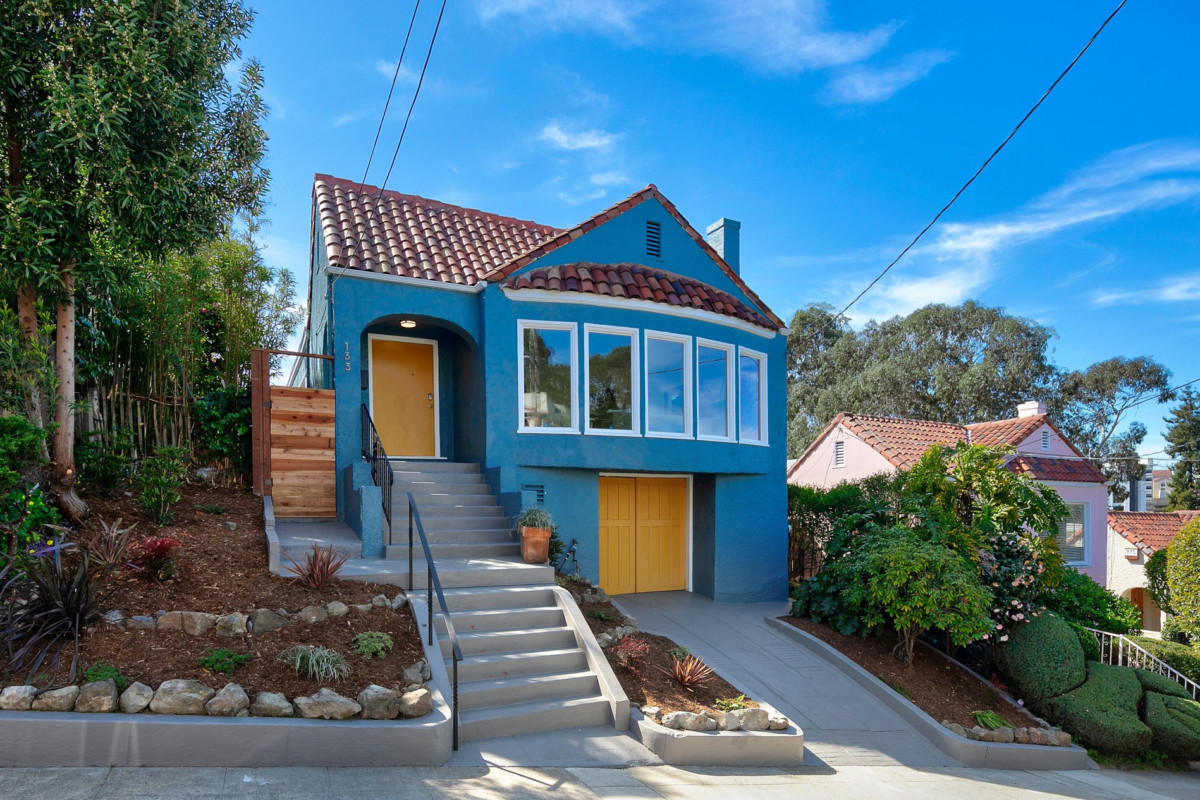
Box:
[614,591,954,767]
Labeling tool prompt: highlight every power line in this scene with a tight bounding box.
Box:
[357,0,423,195]
[1123,376,1200,411]
[837,0,1129,320]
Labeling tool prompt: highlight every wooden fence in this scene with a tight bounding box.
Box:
[251,348,337,518]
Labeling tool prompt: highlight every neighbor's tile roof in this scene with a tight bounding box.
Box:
[502,263,776,329]
[837,413,968,470]
[1008,454,1106,484]
[313,173,562,286]
[1108,510,1200,552]
[966,415,1047,447]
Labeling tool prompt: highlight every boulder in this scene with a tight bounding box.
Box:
[103,610,125,627]
[944,721,967,738]
[391,594,409,610]
[0,686,38,711]
[371,594,389,608]
[150,679,215,715]
[126,615,157,631]
[710,711,739,731]
[248,608,288,633]
[1013,727,1030,744]
[325,601,350,617]
[661,711,718,732]
[250,692,294,717]
[357,685,400,720]
[120,682,154,714]
[768,714,790,731]
[181,612,218,636]
[1027,728,1049,746]
[156,611,184,632]
[401,660,429,686]
[991,727,1015,744]
[75,680,119,713]
[294,688,361,720]
[32,686,79,712]
[296,605,328,624]
[730,707,770,732]
[354,604,373,613]
[1050,730,1073,747]
[205,683,249,716]
[216,613,248,637]
[640,705,661,720]
[595,632,614,648]
[222,521,238,531]
[398,687,433,719]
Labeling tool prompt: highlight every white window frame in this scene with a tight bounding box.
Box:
[517,320,578,434]
[1055,501,1090,567]
[833,439,846,469]
[695,338,736,443]
[584,323,641,437]
[737,346,768,446]
[643,330,693,439]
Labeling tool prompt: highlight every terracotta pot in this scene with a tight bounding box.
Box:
[521,526,552,564]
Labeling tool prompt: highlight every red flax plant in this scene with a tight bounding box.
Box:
[658,654,715,692]
[612,635,650,674]
[282,544,348,590]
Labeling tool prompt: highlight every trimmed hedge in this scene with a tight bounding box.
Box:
[1133,669,1192,700]
[999,615,1086,702]
[1067,621,1100,662]
[1132,637,1200,684]
[1042,663,1151,757]
[1144,692,1200,762]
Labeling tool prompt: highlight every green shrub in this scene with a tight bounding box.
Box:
[1067,621,1100,662]
[278,644,349,683]
[351,631,393,659]
[199,648,254,675]
[713,695,748,712]
[75,429,132,499]
[1167,520,1200,641]
[1161,614,1192,646]
[1040,569,1141,635]
[1143,692,1200,762]
[998,615,1086,702]
[1133,669,1192,700]
[135,446,188,524]
[666,645,690,661]
[1131,637,1200,684]
[194,386,251,481]
[0,415,44,496]
[1145,548,1173,615]
[1042,662,1151,757]
[83,662,131,692]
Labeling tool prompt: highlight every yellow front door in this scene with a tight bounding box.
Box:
[370,337,437,458]
[598,476,687,595]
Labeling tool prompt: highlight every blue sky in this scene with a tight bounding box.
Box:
[245,0,1198,458]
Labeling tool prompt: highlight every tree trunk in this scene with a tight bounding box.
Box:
[16,283,51,460]
[52,263,87,522]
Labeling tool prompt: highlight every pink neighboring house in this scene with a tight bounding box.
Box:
[787,401,1109,584]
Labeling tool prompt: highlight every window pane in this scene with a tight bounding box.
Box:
[739,354,761,441]
[523,328,573,428]
[646,337,686,434]
[1057,504,1086,563]
[588,332,634,431]
[698,345,728,438]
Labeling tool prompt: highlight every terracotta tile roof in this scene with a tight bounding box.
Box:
[837,413,968,470]
[313,174,562,286]
[501,263,776,329]
[1008,454,1106,484]
[966,415,1047,447]
[1108,510,1200,552]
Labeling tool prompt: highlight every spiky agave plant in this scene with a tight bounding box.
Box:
[657,654,715,692]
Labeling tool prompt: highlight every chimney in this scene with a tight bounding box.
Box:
[706,218,741,275]
[1017,400,1047,418]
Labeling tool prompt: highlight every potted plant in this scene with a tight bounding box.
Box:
[515,507,554,564]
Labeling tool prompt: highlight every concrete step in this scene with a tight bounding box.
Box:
[441,626,577,658]
[416,505,505,519]
[436,605,565,633]
[393,481,491,496]
[459,694,611,742]
[392,471,486,485]
[397,557,553,590]
[390,461,478,474]
[398,493,499,508]
[440,585,560,612]
[417,519,512,536]
[456,670,599,712]
[395,527,515,544]
[384,542,519,561]
[454,647,588,682]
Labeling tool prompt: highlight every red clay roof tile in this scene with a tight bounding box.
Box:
[1108,511,1200,552]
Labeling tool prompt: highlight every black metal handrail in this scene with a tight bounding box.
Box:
[409,492,463,751]
[360,404,394,543]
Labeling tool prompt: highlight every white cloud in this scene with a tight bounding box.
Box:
[476,0,645,35]
[540,122,620,151]
[590,171,630,187]
[556,187,608,206]
[375,59,418,84]
[1094,274,1200,307]
[332,111,364,128]
[824,49,953,105]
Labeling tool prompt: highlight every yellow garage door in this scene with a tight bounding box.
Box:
[599,476,687,595]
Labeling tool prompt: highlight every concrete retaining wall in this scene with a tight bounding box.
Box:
[631,705,804,766]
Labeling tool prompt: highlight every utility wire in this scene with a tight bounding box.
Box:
[357,0,423,196]
[837,0,1129,320]
[1122,376,1200,411]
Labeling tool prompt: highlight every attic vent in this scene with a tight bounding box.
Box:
[833,440,846,469]
[1042,429,1051,451]
[645,220,662,259]
[523,484,546,507]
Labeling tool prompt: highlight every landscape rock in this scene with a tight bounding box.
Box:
[325,601,349,617]
[0,686,38,711]
[294,688,361,720]
[103,610,125,627]
[398,687,433,718]
[595,632,614,648]
[710,711,738,731]
[730,707,770,732]
[150,680,215,715]
[768,714,790,731]
[1050,730,1072,747]
[221,521,238,531]
[990,727,1015,744]
[126,615,157,631]
[354,604,372,613]
[1027,728,1048,746]
[32,686,79,712]
[120,683,154,714]
[357,685,400,720]
[296,605,328,624]
[661,711,718,732]
[1013,727,1030,744]
[640,705,661,720]
[391,594,408,610]
[945,721,967,738]
[181,611,218,636]
[75,680,119,713]
[205,683,250,716]
[156,611,184,631]
[215,612,248,637]
[248,608,288,633]
[250,692,294,717]
[371,594,389,608]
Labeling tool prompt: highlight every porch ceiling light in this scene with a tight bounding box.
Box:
[400,319,417,329]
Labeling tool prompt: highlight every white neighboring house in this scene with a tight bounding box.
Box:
[788,400,1110,586]
[1106,510,1200,633]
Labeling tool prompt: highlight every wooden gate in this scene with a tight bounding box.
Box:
[251,348,337,518]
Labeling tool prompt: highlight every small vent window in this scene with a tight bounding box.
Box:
[646,220,662,258]
[833,440,846,469]
[523,484,546,507]
[1042,429,1051,451]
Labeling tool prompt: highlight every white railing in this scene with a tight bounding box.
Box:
[1083,626,1200,700]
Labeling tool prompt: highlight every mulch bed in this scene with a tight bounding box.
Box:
[780,615,1038,730]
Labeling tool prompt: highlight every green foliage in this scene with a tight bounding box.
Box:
[1133,669,1192,700]
[1067,621,1101,662]
[515,507,554,530]
[1145,549,1173,616]
[998,615,1086,702]
[0,306,55,420]
[75,429,133,499]
[713,695,748,712]
[194,386,251,480]
[1143,692,1200,762]
[1042,662,1152,757]
[195,503,225,515]
[1,485,61,561]
[1167,519,1200,641]
[278,645,349,684]
[351,631,394,660]
[199,648,254,676]
[0,415,44,495]
[972,710,1013,731]
[135,447,188,524]
[666,645,690,661]
[1040,569,1141,635]
[1161,615,1192,646]
[83,662,131,692]
[1130,637,1200,684]
[787,481,874,581]
[878,675,911,700]
[1164,389,1200,511]
[585,608,616,621]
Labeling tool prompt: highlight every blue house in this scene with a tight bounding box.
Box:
[295,174,787,603]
